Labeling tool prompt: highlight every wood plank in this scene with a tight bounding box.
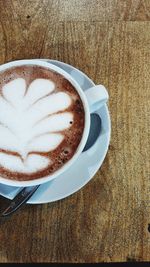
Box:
[0,0,150,26]
[0,0,149,263]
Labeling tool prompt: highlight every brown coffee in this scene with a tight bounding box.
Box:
[0,65,85,181]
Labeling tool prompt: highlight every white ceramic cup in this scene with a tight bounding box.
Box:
[0,59,109,187]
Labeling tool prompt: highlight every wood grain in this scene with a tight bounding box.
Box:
[0,0,150,263]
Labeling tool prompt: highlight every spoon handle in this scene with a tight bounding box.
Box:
[1,185,40,217]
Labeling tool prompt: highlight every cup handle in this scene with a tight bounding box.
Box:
[84,85,109,113]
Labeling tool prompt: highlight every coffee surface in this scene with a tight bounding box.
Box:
[0,65,85,181]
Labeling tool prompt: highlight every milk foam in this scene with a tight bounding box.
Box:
[0,153,50,173]
[0,78,73,173]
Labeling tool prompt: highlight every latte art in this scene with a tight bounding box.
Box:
[0,77,72,172]
[0,65,85,181]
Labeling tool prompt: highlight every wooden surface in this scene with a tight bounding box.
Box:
[0,0,150,263]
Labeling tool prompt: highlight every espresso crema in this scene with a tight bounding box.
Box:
[0,65,85,181]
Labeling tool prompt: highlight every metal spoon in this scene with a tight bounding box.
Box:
[1,113,101,217]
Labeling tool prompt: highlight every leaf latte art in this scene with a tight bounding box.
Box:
[0,66,85,181]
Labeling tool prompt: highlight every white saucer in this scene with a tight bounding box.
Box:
[0,60,111,204]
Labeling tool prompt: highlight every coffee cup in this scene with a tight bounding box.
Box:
[0,59,108,187]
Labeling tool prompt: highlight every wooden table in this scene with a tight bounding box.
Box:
[0,0,149,263]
